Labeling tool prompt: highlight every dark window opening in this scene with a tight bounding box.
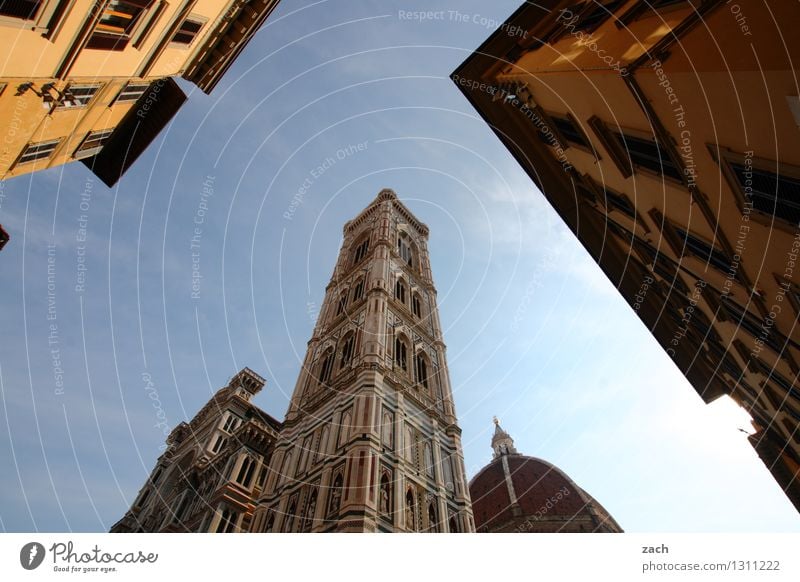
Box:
[731,163,800,226]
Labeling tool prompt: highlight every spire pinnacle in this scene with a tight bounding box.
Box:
[491,417,518,459]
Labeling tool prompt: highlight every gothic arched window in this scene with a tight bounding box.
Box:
[352,278,365,302]
[411,293,421,318]
[217,507,238,533]
[394,337,407,371]
[449,513,458,533]
[414,353,428,390]
[236,456,257,488]
[265,511,275,532]
[339,333,355,369]
[318,349,334,385]
[279,451,293,485]
[353,238,370,265]
[394,279,406,304]
[398,235,414,268]
[335,292,348,316]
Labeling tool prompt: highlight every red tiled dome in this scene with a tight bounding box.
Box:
[469,421,622,532]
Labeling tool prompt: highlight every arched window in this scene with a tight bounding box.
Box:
[405,490,416,531]
[394,279,406,304]
[236,456,257,487]
[411,294,421,318]
[318,349,334,385]
[428,502,438,532]
[265,511,275,533]
[216,507,238,533]
[394,337,407,371]
[339,333,355,368]
[379,472,392,518]
[352,278,365,302]
[353,238,370,264]
[397,235,414,268]
[335,292,348,316]
[328,473,344,515]
[405,425,415,463]
[414,353,428,390]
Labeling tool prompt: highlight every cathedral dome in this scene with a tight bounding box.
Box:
[469,420,623,533]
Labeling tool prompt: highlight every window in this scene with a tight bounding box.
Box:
[721,299,783,353]
[318,350,334,385]
[235,456,257,487]
[412,294,421,318]
[336,293,347,316]
[613,131,682,181]
[395,280,406,304]
[551,114,590,149]
[729,163,800,226]
[415,354,429,390]
[603,186,637,219]
[340,334,355,368]
[88,0,152,51]
[58,85,101,108]
[221,414,241,433]
[0,0,41,19]
[428,502,438,532]
[172,16,204,45]
[338,411,352,447]
[210,435,227,454]
[114,82,150,103]
[73,128,114,160]
[398,237,413,267]
[589,117,682,181]
[353,238,369,264]
[674,227,732,274]
[352,279,365,302]
[17,139,60,165]
[395,338,407,371]
[216,507,238,533]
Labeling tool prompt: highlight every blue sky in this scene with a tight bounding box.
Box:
[0,0,798,532]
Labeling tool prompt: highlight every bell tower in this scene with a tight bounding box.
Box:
[252,189,474,532]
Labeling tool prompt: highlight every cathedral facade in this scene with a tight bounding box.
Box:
[111,189,475,533]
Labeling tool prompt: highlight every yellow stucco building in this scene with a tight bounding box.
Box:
[453,0,800,511]
[0,0,280,186]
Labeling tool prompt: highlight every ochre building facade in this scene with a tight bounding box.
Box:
[453,0,800,511]
[0,0,281,186]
